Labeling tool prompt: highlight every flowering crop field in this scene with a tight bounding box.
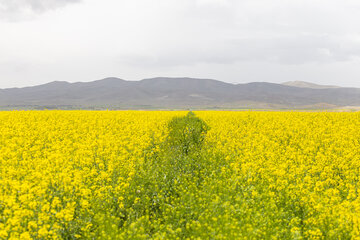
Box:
[1,111,360,239]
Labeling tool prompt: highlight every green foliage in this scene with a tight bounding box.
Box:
[167,111,210,155]
[115,112,214,238]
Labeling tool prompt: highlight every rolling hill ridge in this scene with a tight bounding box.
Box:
[1,77,359,109]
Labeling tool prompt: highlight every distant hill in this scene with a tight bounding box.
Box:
[1,77,360,109]
[282,81,340,89]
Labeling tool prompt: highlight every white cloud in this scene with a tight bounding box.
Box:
[1,0,360,88]
[0,0,80,21]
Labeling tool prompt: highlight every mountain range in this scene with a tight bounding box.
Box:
[0,77,359,110]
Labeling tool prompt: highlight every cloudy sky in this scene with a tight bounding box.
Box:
[1,0,360,88]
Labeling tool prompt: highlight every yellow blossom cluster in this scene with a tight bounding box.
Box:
[1,110,360,239]
[197,111,360,239]
[0,111,178,239]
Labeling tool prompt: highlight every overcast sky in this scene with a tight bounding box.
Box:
[1,0,360,88]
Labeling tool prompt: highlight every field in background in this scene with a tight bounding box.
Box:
[1,111,360,239]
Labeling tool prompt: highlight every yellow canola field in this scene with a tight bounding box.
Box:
[0,111,360,239]
[0,111,180,239]
[198,111,360,239]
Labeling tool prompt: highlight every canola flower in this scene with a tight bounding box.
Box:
[0,110,360,239]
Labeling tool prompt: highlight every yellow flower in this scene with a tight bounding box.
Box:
[38,226,48,237]
[0,230,8,239]
[19,232,32,240]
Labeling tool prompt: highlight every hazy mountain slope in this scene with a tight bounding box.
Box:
[282,81,340,89]
[0,77,359,109]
